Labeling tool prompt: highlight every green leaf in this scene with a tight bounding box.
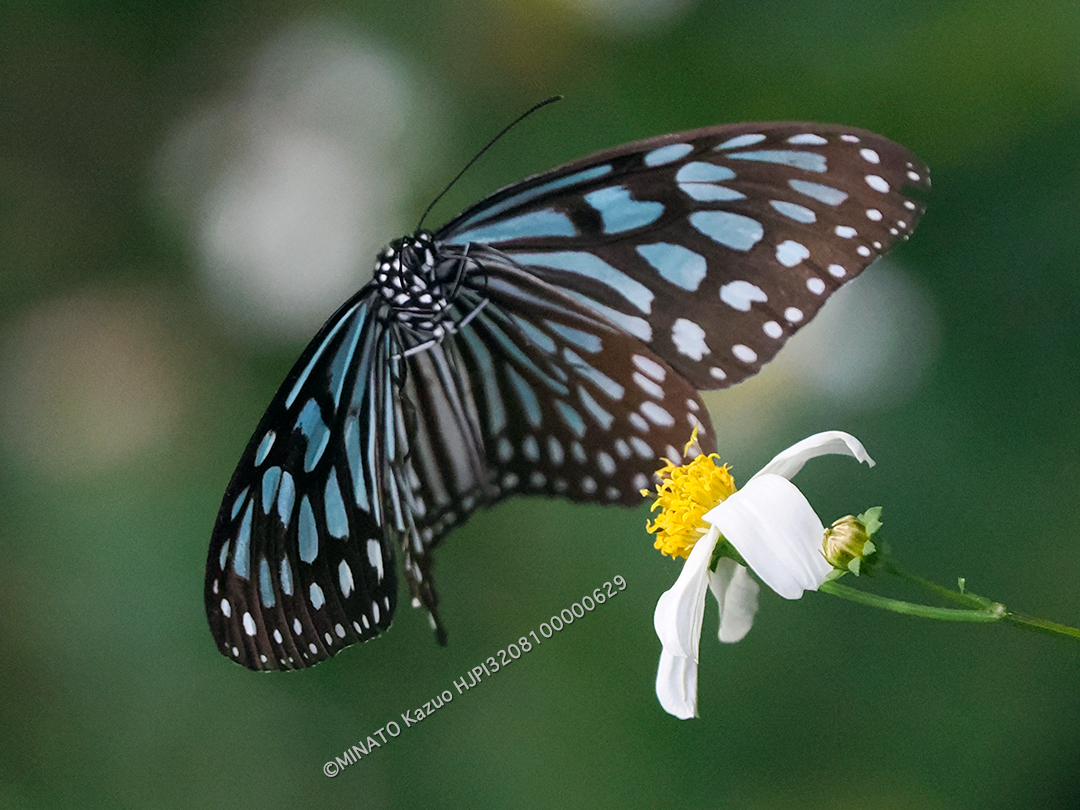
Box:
[858,506,883,536]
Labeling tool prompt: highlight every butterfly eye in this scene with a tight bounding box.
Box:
[206,121,927,670]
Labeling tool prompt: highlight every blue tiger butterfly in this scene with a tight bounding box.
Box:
[205,115,928,670]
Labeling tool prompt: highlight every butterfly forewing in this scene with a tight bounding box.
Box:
[206,293,400,670]
[439,122,929,389]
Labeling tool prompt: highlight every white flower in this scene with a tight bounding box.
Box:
[650,431,874,719]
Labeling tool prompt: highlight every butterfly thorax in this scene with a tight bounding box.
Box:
[374,232,457,338]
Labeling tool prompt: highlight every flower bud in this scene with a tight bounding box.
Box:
[822,515,877,575]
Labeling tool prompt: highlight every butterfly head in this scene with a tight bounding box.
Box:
[375,231,456,335]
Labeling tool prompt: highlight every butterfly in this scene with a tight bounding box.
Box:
[205,119,929,670]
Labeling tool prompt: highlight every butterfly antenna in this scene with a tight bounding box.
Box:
[416,95,563,232]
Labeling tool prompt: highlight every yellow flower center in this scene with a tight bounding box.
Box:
[642,430,737,560]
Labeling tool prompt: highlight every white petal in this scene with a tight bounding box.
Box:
[750,430,874,482]
[704,475,830,599]
[653,525,719,659]
[709,559,760,643]
[656,648,698,719]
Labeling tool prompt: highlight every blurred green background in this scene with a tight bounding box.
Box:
[3,0,1080,807]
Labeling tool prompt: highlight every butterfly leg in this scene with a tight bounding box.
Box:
[403,544,448,645]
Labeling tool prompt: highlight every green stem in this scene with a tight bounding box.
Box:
[1002,612,1080,640]
[819,580,1006,622]
[883,562,996,610]
[823,559,1080,641]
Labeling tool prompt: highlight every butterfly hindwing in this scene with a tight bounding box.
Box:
[373,249,716,629]
[452,247,716,504]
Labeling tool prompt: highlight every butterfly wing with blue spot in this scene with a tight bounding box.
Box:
[443,246,713,504]
[380,246,714,633]
[439,122,929,390]
[206,292,405,670]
